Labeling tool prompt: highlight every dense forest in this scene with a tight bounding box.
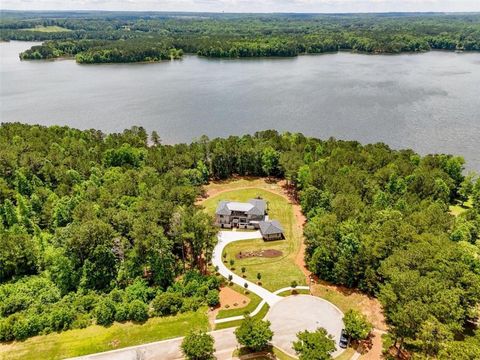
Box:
[0,11,479,63]
[1,123,480,358]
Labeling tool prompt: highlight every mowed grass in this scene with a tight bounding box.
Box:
[277,288,310,297]
[215,303,270,330]
[0,310,208,360]
[202,188,305,292]
[20,25,71,32]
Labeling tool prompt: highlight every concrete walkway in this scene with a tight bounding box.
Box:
[215,286,311,324]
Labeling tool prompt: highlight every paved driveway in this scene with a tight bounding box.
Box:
[266,295,345,358]
[212,230,282,309]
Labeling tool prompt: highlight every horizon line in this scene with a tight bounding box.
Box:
[1,9,480,15]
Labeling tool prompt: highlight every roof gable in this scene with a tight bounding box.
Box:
[215,199,266,216]
[215,200,231,215]
[247,199,266,215]
[259,220,283,235]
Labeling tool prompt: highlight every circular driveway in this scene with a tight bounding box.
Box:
[266,295,345,357]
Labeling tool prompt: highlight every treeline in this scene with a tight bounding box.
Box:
[1,12,479,62]
[295,144,480,356]
[19,39,183,63]
[1,124,480,358]
[0,123,218,341]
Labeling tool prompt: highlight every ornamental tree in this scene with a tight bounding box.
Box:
[181,330,215,360]
[343,309,372,342]
[293,327,336,360]
[235,315,273,352]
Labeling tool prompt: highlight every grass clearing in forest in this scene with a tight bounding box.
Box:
[201,186,306,292]
[20,25,71,32]
[449,197,473,217]
[0,310,208,360]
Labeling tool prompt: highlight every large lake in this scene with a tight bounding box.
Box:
[1,41,479,170]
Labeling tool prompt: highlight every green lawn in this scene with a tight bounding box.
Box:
[0,310,208,360]
[20,25,71,32]
[277,288,311,296]
[217,284,262,319]
[449,197,473,217]
[215,303,270,330]
[202,188,305,292]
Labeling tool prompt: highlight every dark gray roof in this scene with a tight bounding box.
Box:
[215,199,267,216]
[247,199,267,216]
[216,200,231,216]
[259,220,284,235]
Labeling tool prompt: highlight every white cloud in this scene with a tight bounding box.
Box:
[1,0,479,13]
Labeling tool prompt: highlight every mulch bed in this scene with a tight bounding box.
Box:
[236,249,283,259]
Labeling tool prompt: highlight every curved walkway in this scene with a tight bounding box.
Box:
[212,231,283,315]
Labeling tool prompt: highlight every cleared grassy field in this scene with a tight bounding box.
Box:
[202,187,306,292]
[20,25,71,32]
[0,310,208,360]
[449,197,473,217]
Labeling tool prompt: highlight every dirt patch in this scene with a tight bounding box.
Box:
[219,286,250,310]
[236,249,283,259]
[278,180,312,282]
[360,329,385,360]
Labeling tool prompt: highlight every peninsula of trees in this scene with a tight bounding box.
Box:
[1,124,480,358]
[0,11,479,63]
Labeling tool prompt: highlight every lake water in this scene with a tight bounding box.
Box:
[1,41,479,170]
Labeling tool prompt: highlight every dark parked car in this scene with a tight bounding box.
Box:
[339,329,349,348]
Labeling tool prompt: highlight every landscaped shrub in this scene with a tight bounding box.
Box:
[128,300,149,322]
[183,280,200,297]
[151,292,183,316]
[114,302,129,322]
[181,297,203,312]
[181,330,215,360]
[207,276,221,290]
[49,305,75,332]
[71,313,92,329]
[12,314,42,340]
[0,316,15,341]
[108,288,125,303]
[73,292,99,313]
[125,279,154,303]
[206,289,220,307]
[95,299,116,326]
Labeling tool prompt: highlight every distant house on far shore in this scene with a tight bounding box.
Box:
[215,198,284,240]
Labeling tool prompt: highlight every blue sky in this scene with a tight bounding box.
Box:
[2,0,480,13]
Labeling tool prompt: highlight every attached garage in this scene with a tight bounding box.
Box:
[259,220,284,241]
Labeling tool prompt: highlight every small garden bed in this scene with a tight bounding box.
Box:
[236,249,283,259]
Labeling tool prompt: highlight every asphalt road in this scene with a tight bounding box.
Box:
[71,328,237,360]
